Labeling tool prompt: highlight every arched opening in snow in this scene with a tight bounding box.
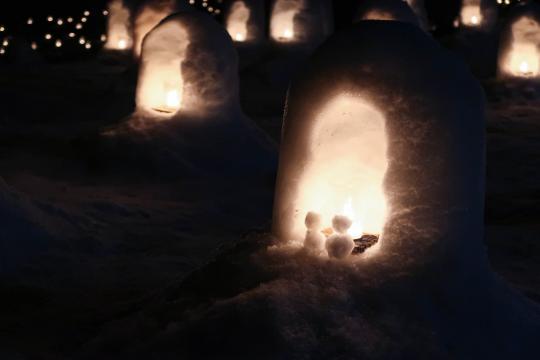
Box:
[104,0,133,51]
[500,16,540,78]
[133,0,177,57]
[270,0,303,42]
[136,21,189,117]
[275,94,388,259]
[226,1,250,42]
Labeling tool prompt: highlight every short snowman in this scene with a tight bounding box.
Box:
[326,215,355,259]
[303,211,326,254]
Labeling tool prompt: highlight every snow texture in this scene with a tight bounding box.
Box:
[354,0,420,27]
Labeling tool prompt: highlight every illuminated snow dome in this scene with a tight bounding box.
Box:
[225,0,265,45]
[498,2,540,80]
[269,0,333,48]
[273,20,487,265]
[135,12,239,118]
[458,0,497,31]
[354,0,420,27]
[133,0,188,57]
[104,0,133,52]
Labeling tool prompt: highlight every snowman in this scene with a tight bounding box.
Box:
[303,211,326,254]
[325,215,355,259]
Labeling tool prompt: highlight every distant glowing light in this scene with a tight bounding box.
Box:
[0,48,5,55]
[67,17,74,23]
[81,17,87,23]
[31,42,37,50]
[27,18,33,25]
[2,40,8,46]
[45,33,52,40]
[84,10,90,16]
[55,39,62,48]
[103,10,109,16]
[69,32,75,38]
[0,26,4,32]
[85,42,92,49]
[57,18,64,25]
[47,16,53,22]
[100,34,107,42]
[118,39,127,49]
[76,23,83,29]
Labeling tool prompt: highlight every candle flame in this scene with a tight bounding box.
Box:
[118,39,127,49]
[471,15,479,25]
[234,32,246,42]
[342,198,363,239]
[519,61,530,75]
[166,90,181,109]
[283,29,293,39]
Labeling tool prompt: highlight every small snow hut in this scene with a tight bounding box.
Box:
[104,0,133,51]
[269,0,333,47]
[273,21,485,263]
[135,11,239,118]
[498,2,540,79]
[225,0,265,44]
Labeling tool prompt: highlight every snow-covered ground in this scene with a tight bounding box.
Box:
[0,57,539,358]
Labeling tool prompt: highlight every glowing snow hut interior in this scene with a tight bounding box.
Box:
[269,0,333,46]
[273,21,485,262]
[135,12,239,118]
[498,3,540,79]
[133,0,183,57]
[104,0,133,51]
[225,0,265,44]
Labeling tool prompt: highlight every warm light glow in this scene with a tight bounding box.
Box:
[57,19,63,25]
[76,23,83,29]
[81,17,88,23]
[45,34,52,40]
[460,4,482,27]
[502,17,540,78]
[67,17,74,23]
[79,37,86,44]
[85,42,92,49]
[69,32,75,38]
[270,0,301,42]
[27,18,33,25]
[133,0,177,57]
[286,94,388,244]
[166,89,181,109]
[342,198,363,238]
[31,42,37,50]
[55,39,62,48]
[118,39,127,49]
[47,16,53,22]
[226,1,250,43]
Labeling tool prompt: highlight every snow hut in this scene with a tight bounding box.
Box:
[498,2,540,79]
[273,21,485,263]
[459,0,497,31]
[104,0,133,51]
[225,0,265,44]
[135,11,239,118]
[269,0,333,47]
[354,0,420,27]
[133,0,188,57]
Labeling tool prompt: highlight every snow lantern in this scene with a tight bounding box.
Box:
[225,0,265,44]
[104,0,133,51]
[133,0,189,57]
[498,2,540,79]
[135,11,239,118]
[354,0,420,27]
[269,0,333,47]
[458,0,497,31]
[273,21,485,262]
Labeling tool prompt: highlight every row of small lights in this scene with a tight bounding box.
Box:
[0,24,9,55]
[1,2,224,57]
[496,0,522,5]
[31,9,109,51]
